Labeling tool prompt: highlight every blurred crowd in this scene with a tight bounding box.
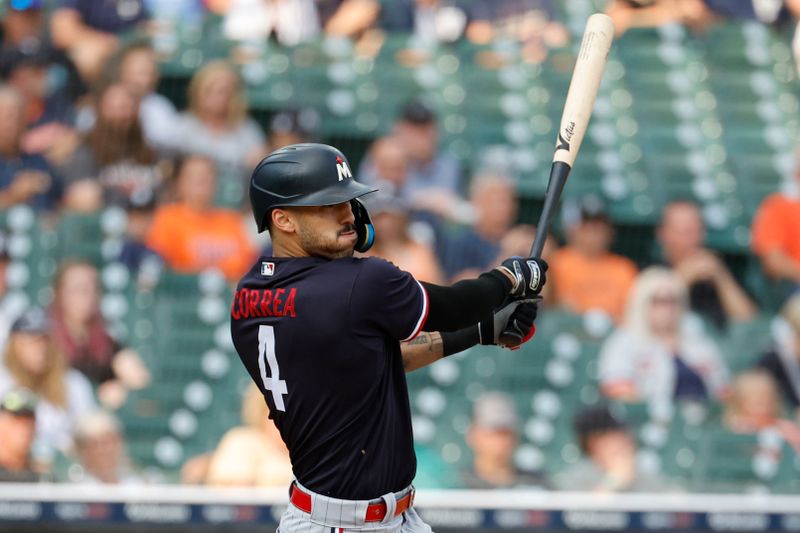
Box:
[0,0,799,492]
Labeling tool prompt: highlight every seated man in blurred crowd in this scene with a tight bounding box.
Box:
[463,392,544,489]
[0,85,62,211]
[361,99,462,214]
[437,172,518,280]
[756,294,800,414]
[0,387,39,482]
[554,405,670,492]
[656,199,756,331]
[550,195,637,322]
[751,167,800,289]
[51,0,149,81]
[68,409,143,484]
[146,154,257,281]
[362,193,444,283]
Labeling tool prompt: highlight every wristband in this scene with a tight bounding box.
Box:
[441,325,480,357]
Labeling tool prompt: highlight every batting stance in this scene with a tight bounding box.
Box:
[231,143,546,532]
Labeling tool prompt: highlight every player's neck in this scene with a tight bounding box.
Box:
[272,240,311,258]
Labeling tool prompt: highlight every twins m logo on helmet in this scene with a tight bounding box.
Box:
[336,155,352,181]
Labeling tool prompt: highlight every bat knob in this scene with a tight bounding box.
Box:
[498,329,523,349]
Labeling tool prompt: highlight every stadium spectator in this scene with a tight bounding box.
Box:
[0,86,61,211]
[50,261,150,410]
[379,0,469,44]
[117,191,163,275]
[364,136,409,199]
[553,405,671,492]
[183,383,293,487]
[0,43,80,161]
[462,392,544,489]
[58,82,163,209]
[598,267,729,405]
[656,200,756,331]
[115,42,178,150]
[437,172,517,281]
[606,0,798,36]
[464,0,569,63]
[0,307,96,455]
[0,0,85,103]
[146,155,257,281]
[360,99,462,215]
[755,294,800,413]
[551,195,638,322]
[751,169,800,288]
[362,194,444,283]
[170,61,267,181]
[68,409,143,484]
[267,108,319,150]
[205,383,293,486]
[50,0,148,81]
[0,387,39,482]
[221,0,380,43]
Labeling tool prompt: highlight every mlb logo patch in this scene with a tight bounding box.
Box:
[261,262,275,276]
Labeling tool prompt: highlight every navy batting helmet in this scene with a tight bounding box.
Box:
[249,143,377,252]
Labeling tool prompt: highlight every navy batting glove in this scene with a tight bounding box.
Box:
[497,257,548,298]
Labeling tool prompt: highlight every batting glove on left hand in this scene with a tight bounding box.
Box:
[479,298,539,349]
[497,257,548,298]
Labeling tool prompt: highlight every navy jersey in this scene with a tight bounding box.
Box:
[230,256,429,500]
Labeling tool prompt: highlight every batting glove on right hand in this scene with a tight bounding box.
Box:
[479,298,539,348]
[497,257,548,298]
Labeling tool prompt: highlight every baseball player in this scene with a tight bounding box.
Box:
[230,143,546,532]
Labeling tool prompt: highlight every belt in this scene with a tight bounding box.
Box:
[289,483,415,523]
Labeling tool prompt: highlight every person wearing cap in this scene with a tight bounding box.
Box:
[550,194,637,323]
[656,199,756,331]
[362,192,444,283]
[462,392,544,489]
[0,387,40,482]
[0,307,96,456]
[146,154,257,281]
[553,405,670,492]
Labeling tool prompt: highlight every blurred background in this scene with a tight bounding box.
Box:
[0,0,799,530]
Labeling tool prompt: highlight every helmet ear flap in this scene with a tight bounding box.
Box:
[351,198,375,253]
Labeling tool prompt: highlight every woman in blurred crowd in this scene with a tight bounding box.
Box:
[50,261,150,410]
[0,307,95,454]
[59,82,163,208]
[170,61,267,181]
[115,42,177,150]
[756,294,800,416]
[598,266,729,405]
[184,382,293,487]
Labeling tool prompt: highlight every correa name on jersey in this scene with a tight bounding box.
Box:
[231,287,298,319]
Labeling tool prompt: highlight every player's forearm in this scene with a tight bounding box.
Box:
[401,332,444,372]
[420,271,511,332]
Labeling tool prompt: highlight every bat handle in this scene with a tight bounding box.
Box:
[499,161,572,348]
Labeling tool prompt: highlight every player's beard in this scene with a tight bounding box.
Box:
[297,223,355,260]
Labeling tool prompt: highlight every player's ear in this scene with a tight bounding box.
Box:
[271,208,297,234]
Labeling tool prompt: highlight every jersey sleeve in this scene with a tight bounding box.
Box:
[350,258,429,341]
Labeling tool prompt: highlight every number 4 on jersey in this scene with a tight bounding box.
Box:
[258,325,288,411]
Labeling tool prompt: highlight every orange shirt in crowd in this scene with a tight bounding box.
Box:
[550,247,638,322]
[146,204,257,281]
[751,193,800,264]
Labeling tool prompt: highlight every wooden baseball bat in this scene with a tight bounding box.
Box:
[500,13,614,347]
